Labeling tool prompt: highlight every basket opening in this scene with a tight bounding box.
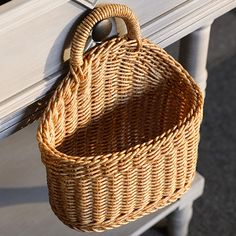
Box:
[55,83,195,157]
[46,40,200,158]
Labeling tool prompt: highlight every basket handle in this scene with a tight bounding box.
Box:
[70,4,142,67]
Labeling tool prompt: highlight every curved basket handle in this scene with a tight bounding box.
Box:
[70,4,142,67]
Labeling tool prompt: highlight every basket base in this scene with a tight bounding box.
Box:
[50,179,199,233]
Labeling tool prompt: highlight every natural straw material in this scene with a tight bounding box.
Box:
[37,4,203,232]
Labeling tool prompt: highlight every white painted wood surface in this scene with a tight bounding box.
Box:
[167,204,193,236]
[0,2,85,104]
[179,23,212,97]
[0,0,236,138]
[0,123,204,236]
[96,0,188,26]
[0,0,188,105]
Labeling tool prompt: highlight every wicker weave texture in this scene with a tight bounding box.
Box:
[37,4,203,232]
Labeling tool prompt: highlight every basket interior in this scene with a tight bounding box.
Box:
[46,39,200,158]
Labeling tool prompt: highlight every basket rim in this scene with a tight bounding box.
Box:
[38,110,202,164]
[37,38,203,164]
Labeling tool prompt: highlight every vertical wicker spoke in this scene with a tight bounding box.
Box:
[120,168,137,215]
[149,149,165,202]
[92,177,108,223]
[60,178,77,224]
[47,169,67,222]
[162,141,177,197]
[185,123,197,185]
[135,163,152,210]
[53,98,65,148]
[106,174,123,221]
[75,179,93,226]
[174,131,188,190]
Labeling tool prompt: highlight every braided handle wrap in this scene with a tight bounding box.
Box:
[70,4,142,67]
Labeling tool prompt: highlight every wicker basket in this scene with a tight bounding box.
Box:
[37,4,203,232]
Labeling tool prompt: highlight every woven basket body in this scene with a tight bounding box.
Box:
[37,4,203,232]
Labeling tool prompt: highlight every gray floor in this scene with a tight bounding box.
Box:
[142,9,236,236]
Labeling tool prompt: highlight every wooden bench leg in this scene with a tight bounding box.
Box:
[167,204,193,236]
[179,23,213,97]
